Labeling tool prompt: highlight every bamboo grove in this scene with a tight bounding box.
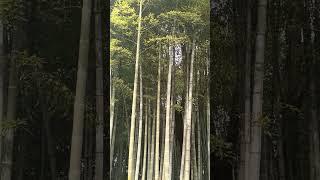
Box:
[0,0,108,179]
[210,0,320,180]
[1,0,320,179]
[110,0,210,179]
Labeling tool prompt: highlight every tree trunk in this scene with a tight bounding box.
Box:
[248,0,267,180]
[191,113,198,180]
[128,0,143,179]
[142,100,148,180]
[110,78,113,144]
[278,120,286,180]
[175,135,181,179]
[110,108,117,178]
[260,135,269,180]
[147,99,153,180]
[196,70,202,180]
[162,44,174,180]
[39,92,57,180]
[89,123,94,180]
[183,38,196,180]
[154,47,161,180]
[40,121,46,180]
[45,115,57,180]
[1,52,17,180]
[239,1,252,180]
[0,21,5,161]
[83,114,89,180]
[191,164,193,180]
[119,139,125,180]
[270,0,285,178]
[150,105,156,179]
[135,65,144,180]
[133,107,139,177]
[169,56,176,180]
[94,0,104,178]
[68,0,92,178]
[206,49,210,180]
[110,80,116,176]
[180,44,190,180]
[16,133,25,180]
[110,74,115,145]
[159,109,165,180]
[309,0,320,178]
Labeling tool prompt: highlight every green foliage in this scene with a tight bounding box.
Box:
[111,0,138,36]
[0,118,27,136]
[173,103,183,112]
[111,1,210,177]
[14,50,73,129]
[159,10,203,27]
[16,51,43,76]
[0,0,86,178]
[146,35,189,45]
[211,136,236,164]
[110,38,133,73]
[259,115,275,137]
[113,77,133,99]
[0,0,26,27]
[281,103,303,115]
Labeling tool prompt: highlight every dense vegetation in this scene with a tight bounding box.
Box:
[0,0,107,179]
[1,0,320,180]
[111,0,210,180]
[211,0,320,180]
